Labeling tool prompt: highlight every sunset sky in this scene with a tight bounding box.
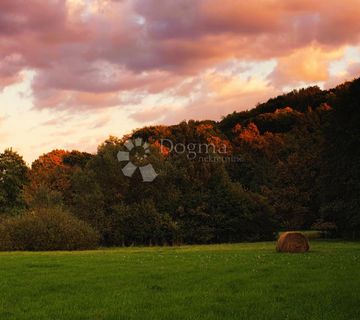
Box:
[1,0,360,163]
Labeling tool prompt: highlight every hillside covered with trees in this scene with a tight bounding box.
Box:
[1,78,359,249]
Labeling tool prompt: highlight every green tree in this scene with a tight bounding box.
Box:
[0,149,28,215]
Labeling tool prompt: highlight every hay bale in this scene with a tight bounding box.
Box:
[276,232,309,253]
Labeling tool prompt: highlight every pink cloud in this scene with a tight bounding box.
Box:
[0,0,360,112]
[162,86,277,125]
[130,106,170,122]
[132,75,278,124]
[325,61,360,89]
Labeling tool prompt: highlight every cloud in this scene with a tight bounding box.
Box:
[131,73,277,124]
[325,61,360,89]
[269,45,344,87]
[130,106,170,122]
[0,0,360,112]
[0,54,25,90]
[30,60,185,109]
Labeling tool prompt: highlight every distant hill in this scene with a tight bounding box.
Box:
[131,77,360,239]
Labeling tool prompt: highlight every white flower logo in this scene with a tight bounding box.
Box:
[117,138,158,182]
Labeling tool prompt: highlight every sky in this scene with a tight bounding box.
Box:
[1,0,360,164]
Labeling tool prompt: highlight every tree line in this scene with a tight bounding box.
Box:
[0,77,359,250]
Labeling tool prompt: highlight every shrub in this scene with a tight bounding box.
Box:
[0,208,100,251]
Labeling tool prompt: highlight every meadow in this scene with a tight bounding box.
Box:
[0,241,359,320]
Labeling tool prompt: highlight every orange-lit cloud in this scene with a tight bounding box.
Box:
[269,46,344,86]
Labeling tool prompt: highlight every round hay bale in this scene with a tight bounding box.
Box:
[276,232,309,253]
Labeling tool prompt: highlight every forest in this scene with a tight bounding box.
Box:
[0,77,359,250]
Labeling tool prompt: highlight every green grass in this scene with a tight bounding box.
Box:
[0,241,359,320]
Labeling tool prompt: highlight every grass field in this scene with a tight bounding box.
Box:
[0,241,359,320]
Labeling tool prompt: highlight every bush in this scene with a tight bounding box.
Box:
[0,208,100,251]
